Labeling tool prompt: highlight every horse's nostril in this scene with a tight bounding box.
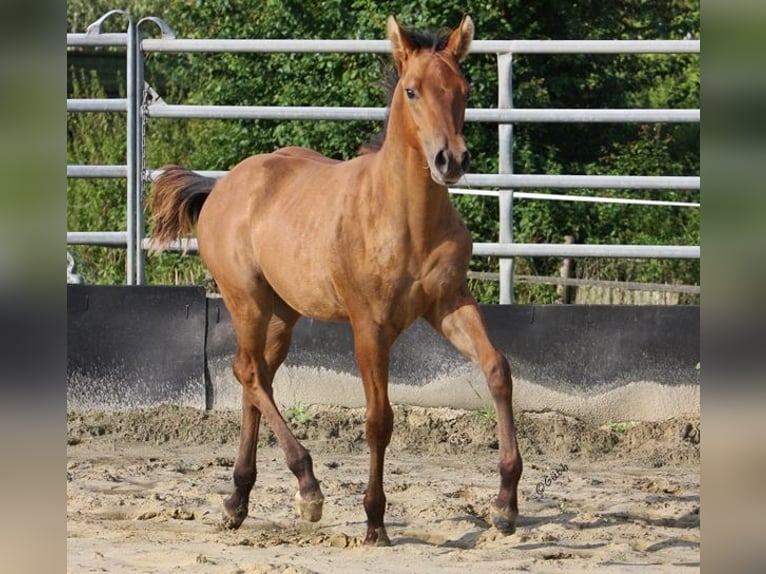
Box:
[435,149,449,172]
[461,150,471,173]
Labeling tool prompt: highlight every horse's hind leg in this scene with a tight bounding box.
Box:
[222,291,323,529]
[426,291,523,534]
[222,291,284,529]
[223,394,261,529]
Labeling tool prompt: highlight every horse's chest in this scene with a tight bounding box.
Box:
[361,248,464,312]
[338,215,470,320]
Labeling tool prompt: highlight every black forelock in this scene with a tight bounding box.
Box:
[403,26,452,52]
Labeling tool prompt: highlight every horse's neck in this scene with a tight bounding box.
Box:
[373,143,451,239]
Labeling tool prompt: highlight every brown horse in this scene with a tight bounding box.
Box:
[149,14,522,546]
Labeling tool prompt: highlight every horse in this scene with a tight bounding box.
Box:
[149,14,522,546]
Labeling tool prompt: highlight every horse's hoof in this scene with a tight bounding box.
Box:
[294,490,324,522]
[222,498,248,530]
[364,526,391,547]
[222,511,245,530]
[490,504,518,535]
[222,507,247,530]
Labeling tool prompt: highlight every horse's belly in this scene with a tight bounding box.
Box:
[280,284,349,322]
[260,257,349,322]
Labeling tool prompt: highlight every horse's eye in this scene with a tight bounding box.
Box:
[405,88,416,100]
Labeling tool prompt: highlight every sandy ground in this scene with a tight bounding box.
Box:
[67,405,699,573]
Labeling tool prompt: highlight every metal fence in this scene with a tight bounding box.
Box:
[66,10,700,302]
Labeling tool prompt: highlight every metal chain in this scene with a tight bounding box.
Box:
[140,82,155,188]
[136,80,155,283]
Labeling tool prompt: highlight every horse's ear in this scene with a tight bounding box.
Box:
[447,14,474,61]
[387,15,415,73]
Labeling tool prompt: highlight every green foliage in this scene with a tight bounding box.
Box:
[476,405,496,422]
[67,70,128,284]
[284,402,309,425]
[68,1,699,302]
[605,421,636,433]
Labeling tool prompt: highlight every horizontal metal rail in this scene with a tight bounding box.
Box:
[141,238,197,252]
[68,165,128,178]
[462,174,699,190]
[472,243,699,259]
[139,238,698,260]
[140,38,700,55]
[146,103,698,123]
[147,104,387,121]
[144,169,699,191]
[140,170,700,206]
[66,32,128,47]
[70,165,699,206]
[469,108,699,122]
[473,39,700,54]
[67,231,129,246]
[67,98,128,112]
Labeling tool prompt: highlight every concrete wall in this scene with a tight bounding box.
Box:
[67,286,207,410]
[68,285,700,422]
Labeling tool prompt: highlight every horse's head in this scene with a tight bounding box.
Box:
[387,15,473,186]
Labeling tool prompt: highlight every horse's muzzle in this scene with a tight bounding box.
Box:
[433,147,470,185]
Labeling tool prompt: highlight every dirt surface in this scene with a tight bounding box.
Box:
[67,405,700,573]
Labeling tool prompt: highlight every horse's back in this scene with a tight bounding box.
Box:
[196,148,365,319]
[271,146,341,165]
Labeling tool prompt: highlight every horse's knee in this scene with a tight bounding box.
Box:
[366,402,394,446]
[484,350,512,401]
[233,351,271,394]
[233,351,254,384]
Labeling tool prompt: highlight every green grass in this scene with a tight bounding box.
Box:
[284,402,309,425]
[477,405,496,421]
[604,421,635,433]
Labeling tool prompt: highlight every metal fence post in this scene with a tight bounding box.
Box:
[83,10,137,284]
[134,18,176,285]
[497,52,514,304]
[125,14,138,285]
[133,20,146,285]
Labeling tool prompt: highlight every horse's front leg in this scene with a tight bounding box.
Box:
[426,292,523,534]
[352,322,395,546]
